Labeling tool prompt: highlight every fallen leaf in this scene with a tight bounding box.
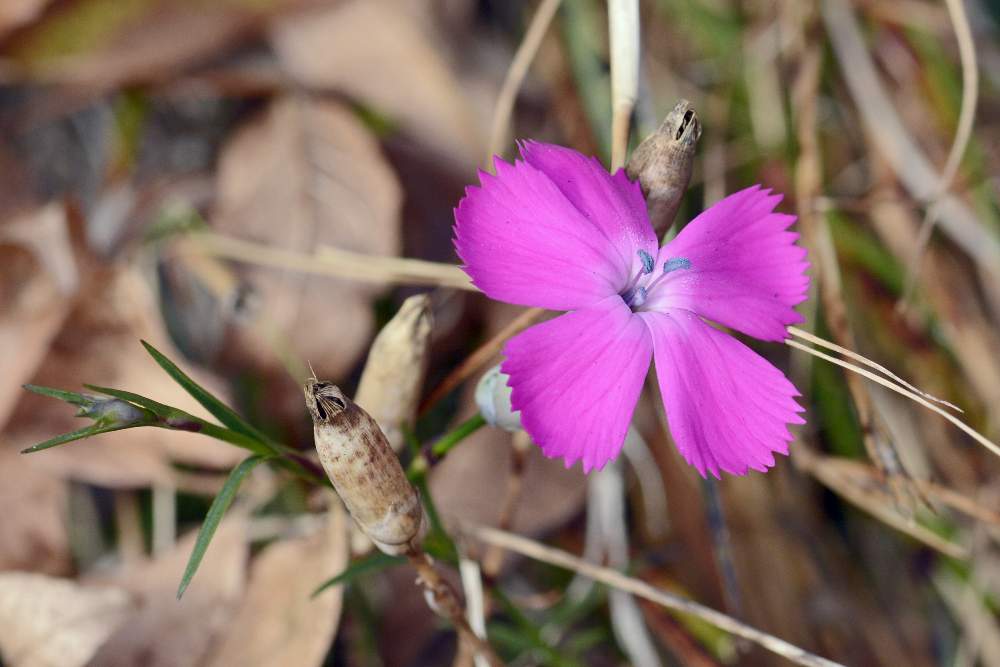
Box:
[3,265,244,488]
[212,95,402,380]
[7,0,300,89]
[0,445,70,575]
[0,203,77,427]
[0,0,52,41]
[205,502,348,667]
[0,572,132,667]
[271,0,485,170]
[86,515,248,667]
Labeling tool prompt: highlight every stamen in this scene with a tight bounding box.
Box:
[663,257,691,273]
[643,256,692,295]
[638,249,654,274]
[622,249,656,296]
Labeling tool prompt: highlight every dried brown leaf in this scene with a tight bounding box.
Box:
[213,96,402,380]
[271,0,485,169]
[9,1,300,89]
[86,515,248,667]
[0,203,77,427]
[0,572,132,667]
[0,0,51,41]
[205,504,348,667]
[0,446,70,575]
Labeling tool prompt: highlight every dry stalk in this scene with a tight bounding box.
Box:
[791,42,911,489]
[900,0,980,306]
[461,522,846,667]
[305,380,501,665]
[486,0,563,166]
[419,308,546,417]
[191,231,474,291]
[795,449,968,560]
[822,0,999,278]
[406,550,503,667]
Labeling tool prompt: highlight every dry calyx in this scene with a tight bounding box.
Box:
[304,379,426,555]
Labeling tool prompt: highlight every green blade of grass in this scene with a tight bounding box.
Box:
[21,423,132,453]
[141,340,272,447]
[177,455,270,599]
[311,552,406,597]
[22,384,93,407]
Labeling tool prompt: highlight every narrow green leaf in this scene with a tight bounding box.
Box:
[22,384,92,407]
[177,455,270,599]
[141,340,271,446]
[21,423,131,453]
[311,552,405,597]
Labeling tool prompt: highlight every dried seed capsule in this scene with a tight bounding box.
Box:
[304,380,425,555]
[626,99,701,237]
[355,294,433,452]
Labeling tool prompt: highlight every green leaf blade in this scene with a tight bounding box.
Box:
[21,423,130,454]
[177,455,270,599]
[311,552,405,598]
[140,340,272,448]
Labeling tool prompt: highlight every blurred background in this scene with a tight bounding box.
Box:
[1,0,999,665]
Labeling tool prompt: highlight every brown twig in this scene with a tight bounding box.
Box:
[418,307,546,417]
[486,0,564,166]
[406,549,504,667]
[461,522,845,667]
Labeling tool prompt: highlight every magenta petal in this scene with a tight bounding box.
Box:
[653,185,809,342]
[454,152,638,310]
[501,296,652,472]
[519,141,658,268]
[640,309,805,479]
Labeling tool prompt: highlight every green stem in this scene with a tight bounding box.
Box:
[407,413,487,480]
[431,413,486,458]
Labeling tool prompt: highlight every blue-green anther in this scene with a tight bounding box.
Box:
[638,249,654,274]
[663,257,692,273]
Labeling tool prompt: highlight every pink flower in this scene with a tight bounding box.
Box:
[454,142,809,477]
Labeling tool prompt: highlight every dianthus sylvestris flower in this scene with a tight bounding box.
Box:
[453,142,809,477]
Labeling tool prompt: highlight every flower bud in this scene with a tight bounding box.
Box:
[304,379,426,555]
[626,99,701,237]
[474,365,521,432]
[355,294,433,452]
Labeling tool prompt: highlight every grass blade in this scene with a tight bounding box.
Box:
[311,552,405,597]
[21,423,131,453]
[141,340,271,445]
[177,455,270,599]
[22,384,93,407]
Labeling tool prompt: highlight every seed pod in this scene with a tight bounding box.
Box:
[474,364,522,432]
[355,294,433,452]
[626,99,701,237]
[304,379,425,555]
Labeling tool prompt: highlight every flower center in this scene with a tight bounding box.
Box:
[622,251,691,311]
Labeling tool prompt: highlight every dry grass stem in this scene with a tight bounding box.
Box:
[191,232,473,290]
[419,307,546,416]
[788,327,961,412]
[407,551,503,667]
[785,339,1000,459]
[900,0,980,305]
[796,450,968,559]
[608,0,640,170]
[821,0,1000,276]
[486,0,563,166]
[462,523,846,667]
